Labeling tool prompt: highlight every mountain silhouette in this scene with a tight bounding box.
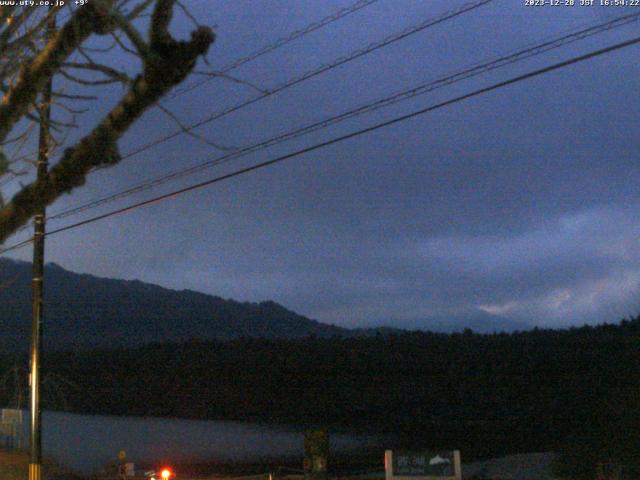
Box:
[0,258,527,352]
[0,258,347,352]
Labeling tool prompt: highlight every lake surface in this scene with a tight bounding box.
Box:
[10,410,380,474]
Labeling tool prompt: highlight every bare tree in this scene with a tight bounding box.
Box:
[0,0,215,244]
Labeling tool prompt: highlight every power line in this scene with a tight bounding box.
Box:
[43,11,640,224]
[3,33,638,255]
[0,0,383,179]
[2,0,494,238]
[168,0,381,98]
[2,0,491,184]
[2,236,33,254]
[121,0,493,161]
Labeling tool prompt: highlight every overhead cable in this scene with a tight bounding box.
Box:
[122,0,493,161]
[169,0,382,98]
[44,11,640,224]
[2,33,638,255]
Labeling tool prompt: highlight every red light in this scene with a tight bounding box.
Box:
[160,469,172,479]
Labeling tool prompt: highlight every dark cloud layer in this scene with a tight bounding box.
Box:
[5,0,640,330]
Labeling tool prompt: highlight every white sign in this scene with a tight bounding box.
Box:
[385,450,461,480]
[0,423,15,436]
[1,409,23,424]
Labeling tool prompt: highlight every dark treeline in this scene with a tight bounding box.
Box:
[2,318,639,478]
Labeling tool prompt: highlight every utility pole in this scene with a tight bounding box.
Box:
[29,8,55,480]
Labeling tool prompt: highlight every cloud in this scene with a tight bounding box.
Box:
[7,1,640,332]
[479,301,519,316]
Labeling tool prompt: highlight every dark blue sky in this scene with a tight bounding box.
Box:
[4,0,640,330]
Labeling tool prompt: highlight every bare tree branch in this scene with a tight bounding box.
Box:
[126,0,156,20]
[59,68,127,86]
[63,61,131,84]
[0,2,117,144]
[0,1,215,243]
[176,0,201,29]
[156,102,233,152]
[191,69,268,94]
[106,4,151,59]
[52,91,99,101]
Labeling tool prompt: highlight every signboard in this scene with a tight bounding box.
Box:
[119,462,135,477]
[2,409,23,424]
[1,409,24,449]
[304,430,329,480]
[0,423,15,436]
[385,450,461,480]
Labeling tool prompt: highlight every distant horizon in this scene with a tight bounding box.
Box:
[2,257,634,335]
[4,2,640,333]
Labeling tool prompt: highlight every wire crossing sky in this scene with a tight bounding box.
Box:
[9,0,496,239]
[40,10,640,227]
[3,30,639,256]
[168,0,383,98]
[3,0,640,332]
[121,0,493,163]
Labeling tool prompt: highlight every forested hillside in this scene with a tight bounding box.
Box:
[2,318,638,478]
[0,258,347,352]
